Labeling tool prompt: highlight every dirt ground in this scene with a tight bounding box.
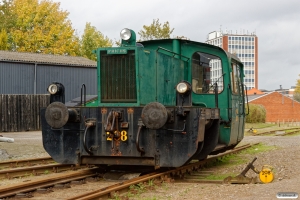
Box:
[0,130,300,200]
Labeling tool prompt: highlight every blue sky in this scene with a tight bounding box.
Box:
[53,0,300,90]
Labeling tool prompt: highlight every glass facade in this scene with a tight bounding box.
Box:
[206,32,257,89]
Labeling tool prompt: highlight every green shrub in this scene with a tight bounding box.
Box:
[245,104,266,123]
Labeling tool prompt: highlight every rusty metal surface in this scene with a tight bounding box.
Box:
[0,163,84,180]
[0,168,99,198]
[81,156,155,166]
[45,102,69,128]
[253,127,300,136]
[223,175,258,184]
[67,143,254,200]
[0,157,53,169]
[141,102,168,129]
[0,143,254,199]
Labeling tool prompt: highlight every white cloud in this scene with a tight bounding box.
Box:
[53,0,300,90]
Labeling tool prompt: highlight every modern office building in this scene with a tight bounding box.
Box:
[206,31,258,89]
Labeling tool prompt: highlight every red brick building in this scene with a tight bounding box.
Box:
[247,88,264,95]
[249,91,300,122]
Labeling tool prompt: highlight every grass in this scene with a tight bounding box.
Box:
[205,143,276,170]
[240,143,277,154]
[245,123,276,129]
[286,131,300,136]
[244,122,300,136]
[202,143,277,181]
[119,180,163,200]
[207,154,246,168]
[205,173,236,180]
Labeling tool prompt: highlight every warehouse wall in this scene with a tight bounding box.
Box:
[0,62,97,102]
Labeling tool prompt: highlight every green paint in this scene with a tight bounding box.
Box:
[90,33,245,145]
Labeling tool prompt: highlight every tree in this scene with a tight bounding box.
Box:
[80,22,112,61]
[138,19,174,41]
[0,0,16,31]
[245,104,266,123]
[1,0,80,55]
[0,29,9,50]
[293,74,300,102]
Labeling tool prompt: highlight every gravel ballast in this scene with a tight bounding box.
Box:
[0,131,299,200]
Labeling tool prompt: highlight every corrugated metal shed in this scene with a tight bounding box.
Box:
[0,50,96,67]
[0,50,97,102]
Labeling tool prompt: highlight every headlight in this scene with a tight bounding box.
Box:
[48,84,58,94]
[120,28,131,40]
[176,82,188,94]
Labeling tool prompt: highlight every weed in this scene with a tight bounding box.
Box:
[241,143,277,154]
[245,123,275,129]
[137,183,146,192]
[44,170,49,174]
[205,143,276,170]
[128,182,147,198]
[125,192,135,198]
[148,179,154,187]
[206,154,245,168]
[161,181,169,190]
[285,131,300,136]
[183,188,190,194]
[205,173,236,180]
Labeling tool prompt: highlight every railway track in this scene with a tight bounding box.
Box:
[251,127,300,136]
[0,168,101,199]
[0,143,255,199]
[0,156,94,181]
[0,157,53,169]
[0,162,90,180]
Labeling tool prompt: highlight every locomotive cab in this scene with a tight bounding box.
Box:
[41,28,245,168]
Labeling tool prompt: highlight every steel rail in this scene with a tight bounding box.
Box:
[67,143,254,200]
[0,143,255,199]
[0,157,53,169]
[0,168,100,199]
[0,163,88,180]
[275,129,300,136]
[253,127,300,135]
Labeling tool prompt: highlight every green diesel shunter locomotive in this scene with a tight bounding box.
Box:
[41,28,246,168]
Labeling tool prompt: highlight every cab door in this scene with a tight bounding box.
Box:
[236,64,245,141]
[229,62,244,144]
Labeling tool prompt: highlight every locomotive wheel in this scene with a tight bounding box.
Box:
[45,102,69,128]
[141,102,168,129]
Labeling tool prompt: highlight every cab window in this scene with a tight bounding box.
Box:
[192,52,223,94]
[231,62,242,94]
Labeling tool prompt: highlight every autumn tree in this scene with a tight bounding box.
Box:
[0,29,9,50]
[80,22,112,61]
[0,0,15,50]
[0,0,16,31]
[293,74,300,102]
[1,0,80,55]
[138,19,174,41]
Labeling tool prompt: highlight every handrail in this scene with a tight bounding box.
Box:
[156,46,190,61]
[80,84,86,106]
[227,84,232,122]
[244,84,250,115]
[214,82,218,108]
[136,125,145,154]
[83,120,96,155]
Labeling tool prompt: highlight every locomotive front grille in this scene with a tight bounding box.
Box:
[100,50,137,103]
